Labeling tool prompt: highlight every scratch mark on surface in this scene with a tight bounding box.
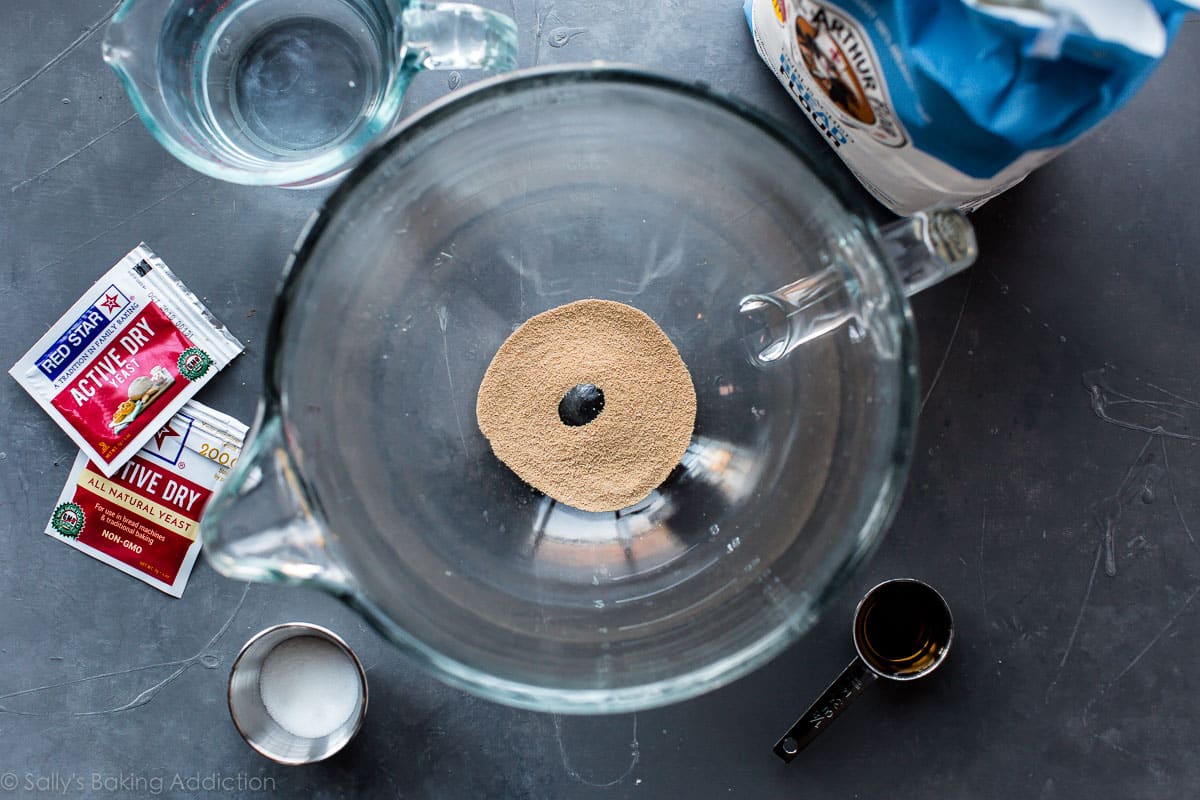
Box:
[978,509,988,628]
[1145,381,1200,409]
[1045,542,1103,703]
[1108,584,1200,689]
[1082,368,1200,441]
[437,306,469,455]
[10,113,138,192]
[1094,398,1186,418]
[553,714,640,788]
[920,275,972,416]
[1084,582,1200,725]
[0,2,121,105]
[0,659,191,708]
[1160,438,1200,556]
[530,3,554,65]
[1094,435,1158,577]
[31,176,203,277]
[0,584,249,716]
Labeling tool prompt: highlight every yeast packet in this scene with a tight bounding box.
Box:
[745,0,1198,214]
[47,400,248,597]
[10,244,243,476]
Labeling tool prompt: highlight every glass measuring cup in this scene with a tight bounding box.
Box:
[102,0,517,187]
[199,67,976,713]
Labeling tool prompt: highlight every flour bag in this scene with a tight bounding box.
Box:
[745,0,1198,214]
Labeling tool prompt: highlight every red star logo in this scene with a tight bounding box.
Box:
[154,423,180,450]
[100,293,122,313]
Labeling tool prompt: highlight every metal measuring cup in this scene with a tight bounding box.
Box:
[228,623,368,764]
[774,579,954,761]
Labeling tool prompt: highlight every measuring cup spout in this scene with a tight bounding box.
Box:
[100,0,138,67]
[200,408,353,595]
[101,0,165,81]
[102,0,178,155]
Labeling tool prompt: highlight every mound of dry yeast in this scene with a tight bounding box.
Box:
[476,299,696,512]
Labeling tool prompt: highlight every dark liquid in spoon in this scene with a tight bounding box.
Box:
[856,581,952,676]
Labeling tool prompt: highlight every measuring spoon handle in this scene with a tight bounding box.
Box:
[773,657,878,762]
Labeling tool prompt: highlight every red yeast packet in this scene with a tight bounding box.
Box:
[9,244,243,476]
[46,400,248,597]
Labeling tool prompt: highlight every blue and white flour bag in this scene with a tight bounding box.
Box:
[745,0,1198,214]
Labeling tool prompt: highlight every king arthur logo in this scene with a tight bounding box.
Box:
[790,1,907,147]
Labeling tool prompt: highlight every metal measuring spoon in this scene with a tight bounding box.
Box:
[773,579,954,761]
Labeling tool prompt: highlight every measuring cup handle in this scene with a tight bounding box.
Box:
[402,2,518,72]
[773,657,878,762]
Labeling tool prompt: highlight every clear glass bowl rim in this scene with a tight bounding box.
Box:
[257,64,920,713]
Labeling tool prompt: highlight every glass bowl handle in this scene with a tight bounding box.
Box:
[199,409,353,595]
[878,207,978,296]
[401,1,518,71]
[738,207,977,365]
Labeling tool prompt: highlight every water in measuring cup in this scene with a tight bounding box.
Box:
[194,0,389,161]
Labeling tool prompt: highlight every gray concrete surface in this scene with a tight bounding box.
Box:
[1,2,1198,798]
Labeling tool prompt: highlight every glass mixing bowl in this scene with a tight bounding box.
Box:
[201,66,975,712]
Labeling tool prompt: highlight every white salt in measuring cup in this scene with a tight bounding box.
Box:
[228,623,368,764]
